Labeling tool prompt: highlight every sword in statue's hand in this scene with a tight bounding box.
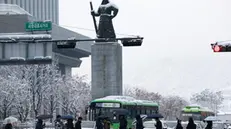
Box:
[90,1,98,35]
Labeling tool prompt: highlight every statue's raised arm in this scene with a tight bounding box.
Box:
[91,0,119,40]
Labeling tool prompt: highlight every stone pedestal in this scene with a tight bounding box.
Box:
[91,42,122,100]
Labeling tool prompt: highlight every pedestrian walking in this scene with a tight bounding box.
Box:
[4,120,12,129]
[119,115,127,129]
[186,117,196,129]
[75,117,82,129]
[155,118,162,129]
[205,121,212,129]
[135,115,144,129]
[55,115,64,129]
[176,118,183,129]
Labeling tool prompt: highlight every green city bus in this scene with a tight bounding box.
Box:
[181,105,215,121]
[87,96,159,129]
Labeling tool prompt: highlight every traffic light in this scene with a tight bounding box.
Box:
[121,38,143,47]
[211,43,231,52]
[56,40,76,48]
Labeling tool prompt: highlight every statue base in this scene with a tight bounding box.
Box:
[91,42,122,100]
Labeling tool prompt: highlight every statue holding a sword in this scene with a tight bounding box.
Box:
[90,0,119,40]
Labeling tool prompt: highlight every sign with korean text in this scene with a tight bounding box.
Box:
[25,21,52,31]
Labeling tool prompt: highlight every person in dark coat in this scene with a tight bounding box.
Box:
[176,119,183,129]
[155,118,162,129]
[96,117,103,129]
[103,117,111,129]
[186,117,196,129]
[119,115,127,129]
[75,117,82,129]
[36,119,45,129]
[55,115,64,129]
[205,121,212,129]
[135,115,144,129]
[65,119,74,129]
[4,120,12,129]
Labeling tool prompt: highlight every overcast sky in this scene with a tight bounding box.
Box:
[59,0,231,109]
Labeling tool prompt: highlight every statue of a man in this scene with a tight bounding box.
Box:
[91,0,119,39]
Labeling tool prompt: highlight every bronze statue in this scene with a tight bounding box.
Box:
[91,0,119,40]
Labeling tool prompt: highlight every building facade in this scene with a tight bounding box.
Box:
[1,0,59,24]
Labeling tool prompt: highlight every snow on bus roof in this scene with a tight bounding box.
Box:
[200,107,213,112]
[94,96,136,102]
[93,96,157,104]
[183,104,213,112]
[187,104,201,107]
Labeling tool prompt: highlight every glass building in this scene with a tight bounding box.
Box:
[0,0,59,24]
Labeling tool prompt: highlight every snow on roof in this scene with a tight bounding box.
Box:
[184,104,214,112]
[217,112,225,115]
[95,95,136,102]
[94,96,156,104]
[215,40,231,46]
[188,104,201,107]
[200,107,214,112]
[218,112,231,115]
[0,4,32,16]
[0,33,52,40]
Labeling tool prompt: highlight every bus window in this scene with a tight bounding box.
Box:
[132,109,136,117]
[141,109,145,114]
[151,110,156,114]
[138,110,142,115]
[146,109,151,114]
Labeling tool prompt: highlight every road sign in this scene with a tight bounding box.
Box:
[25,21,52,31]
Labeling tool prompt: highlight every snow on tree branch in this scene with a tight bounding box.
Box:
[190,89,224,112]
[0,64,91,121]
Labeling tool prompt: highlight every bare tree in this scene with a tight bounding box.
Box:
[0,64,91,121]
[160,96,188,120]
[60,75,91,118]
[190,89,224,112]
[0,64,64,119]
[38,64,64,123]
[14,84,31,122]
[0,75,16,119]
[123,86,162,103]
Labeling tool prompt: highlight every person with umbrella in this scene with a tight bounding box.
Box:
[4,119,12,129]
[186,117,196,129]
[136,115,144,129]
[55,115,64,129]
[96,117,103,129]
[103,117,111,129]
[119,115,127,129]
[75,117,82,129]
[65,118,74,129]
[36,119,45,129]
[155,118,162,129]
[205,121,212,129]
[176,118,183,129]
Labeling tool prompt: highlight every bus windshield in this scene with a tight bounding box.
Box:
[89,102,121,121]
[181,112,202,121]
